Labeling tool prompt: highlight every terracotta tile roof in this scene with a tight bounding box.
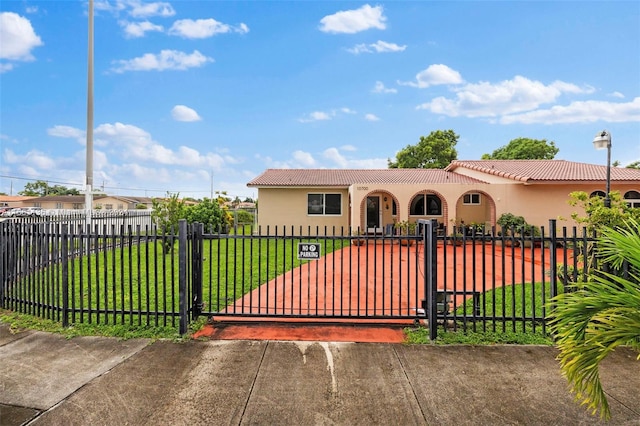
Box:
[446,160,640,183]
[247,168,487,187]
[0,195,37,202]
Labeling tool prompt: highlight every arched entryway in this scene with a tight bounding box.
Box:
[359,190,398,234]
[452,190,496,233]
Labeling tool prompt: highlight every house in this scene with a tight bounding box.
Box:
[0,195,37,208]
[17,195,154,210]
[247,160,640,235]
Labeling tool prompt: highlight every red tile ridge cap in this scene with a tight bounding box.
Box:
[447,161,530,182]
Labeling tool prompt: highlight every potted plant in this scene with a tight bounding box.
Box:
[496,213,525,246]
[351,229,366,246]
[447,218,466,245]
[519,223,541,247]
[449,229,465,246]
[394,220,417,246]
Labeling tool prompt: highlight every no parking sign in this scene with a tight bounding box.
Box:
[297,242,321,260]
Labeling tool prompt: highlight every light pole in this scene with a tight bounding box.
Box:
[592,130,612,208]
[85,0,94,226]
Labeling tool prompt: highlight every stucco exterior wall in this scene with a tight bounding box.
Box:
[254,181,640,236]
[255,187,350,235]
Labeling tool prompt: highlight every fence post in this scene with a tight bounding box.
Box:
[418,219,438,340]
[549,219,558,302]
[178,219,188,335]
[61,224,69,327]
[0,222,6,304]
[191,222,203,320]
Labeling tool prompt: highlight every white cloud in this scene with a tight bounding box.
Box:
[299,107,366,123]
[610,91,625,99]
[319,4,386,34]
[347,40,406,54]
[168,18,249,39]
[499,97,640,124]
[292,150,316,167]
[323,148,349,168]
[0,63,14,73]
[0,12,43,61]
[92,122,231,168]
[3,148,56,170]
[171,105,202,122]
[257,147,387,170]
[128,1,175,18]
[25,6,38,14]
[5,120,247,198]
[364,113,380,121]
[110,49,213,73]
[346,157,388,168]
[417,75,597,118]
[322,147,387,168]
[95,1,175,18]
[47,125,85,142]
[298,111,332,123]
[372,81,397,94]
[399,64,463,88]
[120,20,163,38]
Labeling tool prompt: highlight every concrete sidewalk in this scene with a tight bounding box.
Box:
[1,323,639,425]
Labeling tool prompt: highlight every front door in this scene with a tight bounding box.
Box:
[366,196,381,233]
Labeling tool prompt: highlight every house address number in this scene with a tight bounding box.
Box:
[356,186,368,191]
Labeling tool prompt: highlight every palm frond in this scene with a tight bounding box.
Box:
[547,219,640,420]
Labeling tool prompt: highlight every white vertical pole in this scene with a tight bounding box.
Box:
[85,0,94,226]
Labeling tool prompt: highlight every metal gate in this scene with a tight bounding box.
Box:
[187,222,430,324]
[187,219,572,338]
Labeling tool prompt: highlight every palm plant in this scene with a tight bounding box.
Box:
[548,218,640,420]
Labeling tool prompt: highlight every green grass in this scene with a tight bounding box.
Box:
[404,327,553,345]
[7,233,560,345]
[404,282,561,345]
[5,235,349,333]
[0,308,205,340]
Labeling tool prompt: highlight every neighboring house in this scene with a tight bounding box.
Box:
[247,160,640,235]
[93,195,154,210]
[20,195,154,210]
[0,195,38,207]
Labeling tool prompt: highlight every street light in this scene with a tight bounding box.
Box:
[593,130,612,208]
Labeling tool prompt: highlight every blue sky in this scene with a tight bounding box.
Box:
[1,1,639,200]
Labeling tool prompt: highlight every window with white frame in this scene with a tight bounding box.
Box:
[307,193,341,215]
[463,193,481,205]
[624,190,640,209]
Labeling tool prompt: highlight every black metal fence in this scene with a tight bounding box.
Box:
[1,218,599,337]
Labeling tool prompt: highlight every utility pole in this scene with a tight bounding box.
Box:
[84,0,94,226]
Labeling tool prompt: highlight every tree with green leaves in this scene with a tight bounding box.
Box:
[626,160,640,169]
[151,193,185,253]
[481,137,558,160]
[19,180,80,196]
[388,129,458,169]
[548,218,640,420]
[568,190,640,234]
[184,198,226,232]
